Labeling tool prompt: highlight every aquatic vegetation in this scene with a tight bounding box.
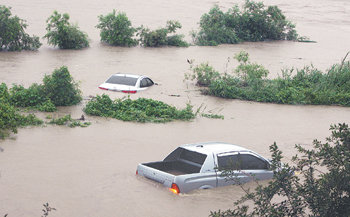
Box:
[192,0,300,46]
[186,51,350,106]
[137,20,189,47]
[201,113,224,120]
[44,11,89,49]
[0,5,41,51]
[96,10,138,47]
[7,66,81,112]
[84,95,195,122]
[48,114,91,128]
[0,84,43,139]
[42,66,82,106]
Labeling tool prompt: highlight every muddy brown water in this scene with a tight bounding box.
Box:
[1,0,350,216]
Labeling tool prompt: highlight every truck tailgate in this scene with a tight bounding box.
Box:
[137,163,175,188]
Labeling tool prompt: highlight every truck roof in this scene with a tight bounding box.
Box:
[181,142,251,156]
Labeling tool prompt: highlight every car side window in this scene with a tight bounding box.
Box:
[217,154,241,170]
[240,154,268,170]
[146,78,154,86]
[140,79,148,88]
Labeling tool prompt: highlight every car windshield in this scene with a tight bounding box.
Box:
[105,75,138,86]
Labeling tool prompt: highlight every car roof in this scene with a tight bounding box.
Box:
[110,73,144,79]
[181,142,252,155]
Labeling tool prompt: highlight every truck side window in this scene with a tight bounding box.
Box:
[240,154,268,170]
[218,154,241,170]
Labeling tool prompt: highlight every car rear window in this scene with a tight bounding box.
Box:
[164,147,207,165]
[179,148,207,165]
[105,75,138,86]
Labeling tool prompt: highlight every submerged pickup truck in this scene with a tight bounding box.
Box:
[136,142,274,194]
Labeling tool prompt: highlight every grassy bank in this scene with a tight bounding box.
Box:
[186,51,350,106]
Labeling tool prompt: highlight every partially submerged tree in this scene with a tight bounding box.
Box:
[210,123,350,217]
[42,66,82,106]
[193,0,300,46]
[44,11,89,49]
[0,5,41,51]
[137,20,189,47]
[96,10,138,46]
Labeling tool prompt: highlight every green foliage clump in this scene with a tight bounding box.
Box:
[187,51,350,106]
[185,62,220,86]
[5,66,80,112]
[0,5,41,51]
[96,10,138,47]
[49,114,91,127]
[0,83,43,139]
[9,84,46,107]
[44,11,89,49]
[137,20,189,47]
[84,94,195,123]
[210,123,350,217]
[192,0,299,46]
[42,66,82,106]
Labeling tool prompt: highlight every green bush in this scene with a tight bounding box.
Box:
[0,5,41,51]
[187,51,350,106]
[42,66,82,106]
[44,11,89,49]
[84,95,195,123]
[192,0,299,46]
[210,123,350,217]
[0,84,43,139]
[191,5,240,46]
[185,62,220,86]
[96,10,138,47]
[137,20,189,47]
[4,66,80,111]
[9,84,46,107]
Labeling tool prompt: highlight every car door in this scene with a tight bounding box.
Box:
[216,152,272,187]
[216,153,251,187]
[239,153,273,181]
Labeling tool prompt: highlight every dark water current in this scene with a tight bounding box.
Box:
[1,0,350,216]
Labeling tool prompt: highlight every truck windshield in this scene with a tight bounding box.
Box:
[164,148,207,165]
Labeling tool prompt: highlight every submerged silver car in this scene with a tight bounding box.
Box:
[137,142,274,194]
[99,73,154,93]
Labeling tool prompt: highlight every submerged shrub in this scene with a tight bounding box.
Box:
[0,84,43,139]
[185,62,220,86]
[193,0,299,46]
[84,95,195,123]
[44,11,89,49]
[42,66,82,106]
[49,114,90,127]
[96,10,138,47]
[0,5,41,51]
[137,20,189,47]
[9,84,45,107]
[5,66,80,111]
[187,51,350,106]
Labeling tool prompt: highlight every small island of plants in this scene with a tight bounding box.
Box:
[84,95,195,123]
[186,51,350,106]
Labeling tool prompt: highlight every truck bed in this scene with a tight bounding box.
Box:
[143,160,201,176]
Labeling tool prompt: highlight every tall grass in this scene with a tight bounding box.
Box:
[187,51,350,106]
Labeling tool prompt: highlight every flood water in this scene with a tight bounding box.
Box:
[1,0,350,216]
